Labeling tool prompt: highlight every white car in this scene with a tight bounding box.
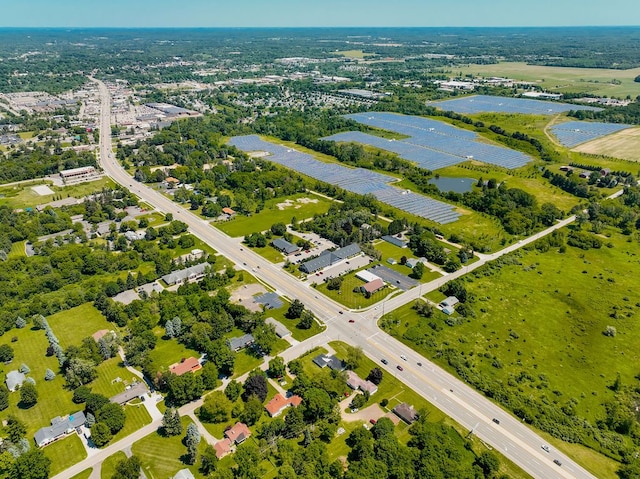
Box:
[541,445,550,453]
[400,355,407,361]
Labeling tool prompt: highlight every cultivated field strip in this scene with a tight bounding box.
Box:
[550,120,632,147]
[324,112,532,170]
[228,135,460,224]
[431,94,602,115]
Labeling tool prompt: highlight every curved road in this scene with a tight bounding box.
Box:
[84,77,600,479]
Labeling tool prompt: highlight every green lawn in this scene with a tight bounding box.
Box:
[132,416,207,479]
[71,469,93,479]
[91,357,141,398]
[315,270,399,310]
[149,329,202,371]
[100,451,127,479]
[215,192,332,237]
[44,433,87,476]
[0,327,76,437]
[373,240,445,280]
[111,404,152,443]
[380,226,639,478]
[266,306,326,342]
[250,244,286,263]
[47,303,112,348]
[0,177,113,209]
[8,240,26,258]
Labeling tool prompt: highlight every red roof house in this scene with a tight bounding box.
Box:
[225,422,251,444]
[214,438,232,459]
[169,357,202,376]
[265,393,303,417]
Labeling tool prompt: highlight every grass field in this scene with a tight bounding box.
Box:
[381,225,640,478]
[149,330,202,370]
[215,192,332,237]
[264,305,326,342]
[575,126,640,162]
[7,240,26,258]
[71,469,93,479]
[0,326,76,437]
[112,404,152,442]
[0,177,112,209]
[450,62,640,98]
[100,451,127,479]
[44,433,87,476]
[335,49,376,59]
[91,357,141,398]
[132,416,207,479]
[315,270,399,309]
[47,303,112,348]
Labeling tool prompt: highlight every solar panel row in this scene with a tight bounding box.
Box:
[550,121,632,147]
[228,135,460,224]
[431,95,602,115]
[324,112,531,170]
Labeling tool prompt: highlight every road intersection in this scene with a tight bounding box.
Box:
[69,77,600,479]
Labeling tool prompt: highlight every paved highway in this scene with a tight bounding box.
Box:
[85,77,599,479]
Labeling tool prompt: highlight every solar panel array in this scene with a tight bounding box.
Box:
[550,121,632,147]
[324,112,531,170]
[228,135,460,224]
[431,95,602,115]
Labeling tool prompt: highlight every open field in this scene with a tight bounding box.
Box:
[314,269,399,310]
[91,357,141,398]
[381,225,640,478]
[451,62,640,98]
[112,404,152,442]
[575,126,640,161]
[0,177,112,209]
[215,192,332,237]
[149,329,202,370]
[48,303,112,347]
[100,451,127,479]
[44,433,87,476]
[335,49,375,59]
[132,416,207,479]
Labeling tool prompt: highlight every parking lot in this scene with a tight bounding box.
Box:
[367,264,417,291]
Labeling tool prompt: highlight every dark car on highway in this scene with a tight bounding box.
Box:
[396,365,403,371]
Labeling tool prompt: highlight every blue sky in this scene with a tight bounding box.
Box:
[2,0,639,27]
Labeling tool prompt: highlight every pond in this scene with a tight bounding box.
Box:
[429,177,476,194]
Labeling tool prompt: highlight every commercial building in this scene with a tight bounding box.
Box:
[271,238,300,255]
[299,243,361,274]
[161,262,210,286]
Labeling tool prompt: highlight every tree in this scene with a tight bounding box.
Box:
[166,371,204,407]
[286,299,305,319]
[85,393,109,414]
[44,369,55,381]
[19,382,38,408]
[411,262,424,279]
[200,444,218,475]
[303,388,334,422]
[111,456,141,479]
[64,358,97,388]
[162,408,182,436]
[475,451,500,477]
[199,392,232,424]
[344,345,364,370]
[283,405,305,439]
[200,361,219,390]
[90,422,112,447]
[0,345,14,362]
[243,373,268,403]
[6,416,26,443]
[366,368,383,386]
[0,386,8,412]
[326,277,343,291]
[185,423,201,465]
[11,449,50,479]
[225,379,241,402]
[234,443,263,479]
[97,403,126,434]
[240,395,264,426]
[268,357,286,379]
[297,311,314,330]
[253,321,277,355]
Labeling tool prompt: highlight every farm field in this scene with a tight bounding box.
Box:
[215,192,332,237]
[575,126,640,161]
[450,62,640,98]
[381,226,640,478]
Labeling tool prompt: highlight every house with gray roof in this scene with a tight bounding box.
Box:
[271,238,300,255]
[382,235,407,248]
[110,382,149,406]
[313,354,345,371]
[393,403,419,424]
[162,262,210,286]
[299,243,361,274]
[34,411,86,447]
[265,317,291,338]
[228,333,255,352]
[5,370,26,392]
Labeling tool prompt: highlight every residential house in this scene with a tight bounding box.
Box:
[265,317,291,338]
[225,422,251,444]
[34,411,86,447]
[382,235,407,248]
[228,333,254,352]
[361,278,385,295]
[312,354,345,371]
[345,370,378,395]
[392,403,419,424]
[214,438,233,459]
[110,382,149,406]
[161,262,210,286]
[169,357,202,376]
[440,296,459,308]
[265,393,303,417]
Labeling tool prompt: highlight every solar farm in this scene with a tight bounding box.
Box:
[324,112,531,170]
[550,121,632,147]
[431,95,602,115]
[228,135,460,224]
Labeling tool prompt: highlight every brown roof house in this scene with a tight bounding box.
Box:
[225,422,251,444]
[169,357,202,376]
[393,402,419,424]
[265,393,303,417]
[214,438,233,459]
